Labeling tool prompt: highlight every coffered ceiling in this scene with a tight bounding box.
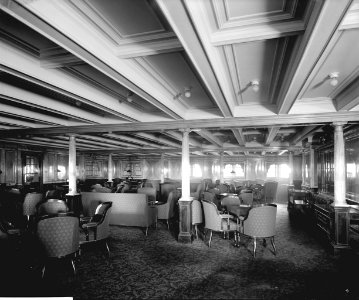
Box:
[0,0,358,158]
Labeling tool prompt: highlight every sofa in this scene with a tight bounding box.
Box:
[81,192,157,235]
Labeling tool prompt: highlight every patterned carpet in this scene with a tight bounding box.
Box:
[2,203,359,299]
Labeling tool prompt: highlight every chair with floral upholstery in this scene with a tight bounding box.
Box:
[36,213,80,278]
[201,199,238,247]
[238,204,277,257]
[81,201,112,255]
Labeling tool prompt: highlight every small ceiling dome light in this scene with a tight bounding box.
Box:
[329,72,339,86]
[184,87,192,98]
[250,80,259,92]
[126,91,134,102]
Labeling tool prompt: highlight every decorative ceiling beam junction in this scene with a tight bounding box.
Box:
[196,129,223,147]
[231,129,245,146]
[289,125,319,146]
[265,127,280,146]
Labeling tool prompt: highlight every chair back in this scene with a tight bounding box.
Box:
[221,195,241,207]
[38,199,68,216]
[263,181,278,203]
[120,183,130,193]
[137,187,157,203]
[218,184,229,193]
[93,201,112,240]
[190,183,204,199]
[240,191,253,206]
[160,183,176,202]
[157,191,177,220]
[23,193,43,216]
[37,214,79,258]
[242,204,277,238]
[203,191,216,202]
[201,200,222,231]
[191,199,203,225]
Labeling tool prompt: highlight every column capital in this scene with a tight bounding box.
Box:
[332,121,347,127]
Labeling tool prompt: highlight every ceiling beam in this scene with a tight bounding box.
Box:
[157,0,232,117]
[336,77,359,111]
[289,125,319,146]
[277,0,352,114]
[231,129,245,146]
[1,111,358,137]
[265,127,280,146]
[196,129,223,147]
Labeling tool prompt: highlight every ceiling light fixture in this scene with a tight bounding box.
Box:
[329,72,339,86]
[126,91,134,103]
[250,80,259,92]
[173,86,192,100]
[184,87,192,98]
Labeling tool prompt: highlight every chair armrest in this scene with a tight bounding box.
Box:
[219,214,233,219]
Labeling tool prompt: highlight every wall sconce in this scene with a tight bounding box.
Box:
[250,80,259,92]
[329,72,339,86]
[126,91,134,103]
[173,86,192,100]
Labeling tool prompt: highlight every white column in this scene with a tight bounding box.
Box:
[67,134,77,195]
[220,151,224,183]
[289,151,294,185]
[160,153,165,183]
[108,153,113,184]
[181,128,191,199]
[333,122,347,206]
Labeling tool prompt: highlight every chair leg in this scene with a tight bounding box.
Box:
[145,227,149,236]
[271,237,277,255]
[166,220,170,230]
[105,241,110,256]
[195,224,198,240]
[253,238,257,258]
[41,265,46,279]
[208,230,213,248]
[71,259,76,275]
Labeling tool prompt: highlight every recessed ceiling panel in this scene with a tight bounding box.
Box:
[234,39,278,104]
[146,52,215,109]
[88,0,164,37]
[303,29,359,99]
[225,0,285,19]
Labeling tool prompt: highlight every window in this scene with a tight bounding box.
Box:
[279,163,290,178]
[192,163,202,178]
[24,155,40,184]
[266,164,276,178]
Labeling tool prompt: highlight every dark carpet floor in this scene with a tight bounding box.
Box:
[2,203,359,299]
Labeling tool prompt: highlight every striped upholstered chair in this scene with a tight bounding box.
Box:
[238,204,277,257]
[36,214,80,278]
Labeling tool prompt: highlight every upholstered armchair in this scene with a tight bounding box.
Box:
[240,191,253,206]
[36,214,80,278]
[238,204,277,257]
[23,192,43,227]
[221,195,241,213]
[137,187,157,204]
[263,181,278,203]
[81,201,112,255]
[203,191,220,209]
[201,199,237,247]
[190,183,204,200]
[38,199,68,216]
[156,191,177,230]
[191,199,203,239]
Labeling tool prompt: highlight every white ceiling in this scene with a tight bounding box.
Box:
[0,0,359,158]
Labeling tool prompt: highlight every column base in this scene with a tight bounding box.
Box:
[177,197,193,243]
